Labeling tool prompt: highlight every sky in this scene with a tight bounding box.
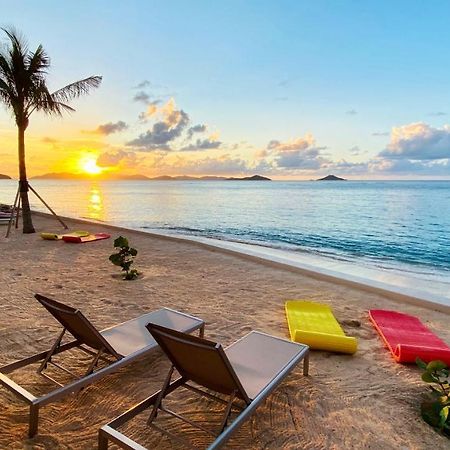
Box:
[1,1,450,179]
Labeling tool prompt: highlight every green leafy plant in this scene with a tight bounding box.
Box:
[416,358,450,437]
[109,236,139,280]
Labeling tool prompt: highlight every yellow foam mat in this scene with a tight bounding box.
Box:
[40,230,90,240]
[285,300,358,354]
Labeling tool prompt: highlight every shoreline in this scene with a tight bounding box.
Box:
[32,211,450,314]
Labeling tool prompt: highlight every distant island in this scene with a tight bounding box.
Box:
[317,174,346,181]
[0,174,12,179]
[227,175,270,181]
[31,173,271,181]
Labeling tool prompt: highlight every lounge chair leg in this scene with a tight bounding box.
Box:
[28,403,39,438]
[147,365,175,424]
[303,350,309,376]
[37,328,66,374]
[98,429,109,450]
[84,347,104,376]
[199,323,205,338]
[218,391,236,434]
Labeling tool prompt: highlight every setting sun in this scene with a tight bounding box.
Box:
[79,157,103,175]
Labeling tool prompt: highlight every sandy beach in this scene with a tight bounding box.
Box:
[0,213,449,449]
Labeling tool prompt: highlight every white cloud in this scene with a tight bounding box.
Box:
[154,154,253,176]
[266,134,330,170]
[380,122,450,160]
[127,99,190,151]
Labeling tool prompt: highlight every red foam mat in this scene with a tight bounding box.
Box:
[369,309,450,364]
[62,233,111,243]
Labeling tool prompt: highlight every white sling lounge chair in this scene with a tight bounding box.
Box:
[98,323,309,449]
[0,294,204,437]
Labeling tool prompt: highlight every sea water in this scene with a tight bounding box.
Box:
[1,179,449,305]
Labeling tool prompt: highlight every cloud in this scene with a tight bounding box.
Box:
[133,91,151,103]
[348,146,362,155]
[180,138,222,152]
[267,135,330,170]
[346,109,357,115]
[90,121,128,135]
[328,160,369,174]
[379,122,450,160]
[42,137,58,144]
[274,96,289,102]
[187,124,207,139]
[369,158,450,175]
[372,131,389,137]
[96,150,140,168]
[267,135,315,152]
[164,154,251,175]
[275,147,328,169]
[138,100,162,122]
[428,111,447,117]
[127,99,190,150]
[134,80,151,89]
[278,78,297,87]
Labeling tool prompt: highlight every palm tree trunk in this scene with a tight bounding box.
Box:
[18,124,35,233]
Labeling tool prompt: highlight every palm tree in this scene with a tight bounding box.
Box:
[0,28,101,233]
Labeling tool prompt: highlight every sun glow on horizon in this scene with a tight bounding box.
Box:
[79,156,103,175]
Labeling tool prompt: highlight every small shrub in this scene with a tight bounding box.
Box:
[109,236,139,280]
[416,358,450,437]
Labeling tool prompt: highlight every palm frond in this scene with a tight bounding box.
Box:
[51,76,102,103]
[1,27,28,57]
[0,28,102,121]
[0,78,15,108]
[46,101,76,115]
[0,51,15,86]
[26,44,50,76]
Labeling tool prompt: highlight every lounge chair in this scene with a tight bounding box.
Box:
[0,294,205,437]
[99,324,309,449]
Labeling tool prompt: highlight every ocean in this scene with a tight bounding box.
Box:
[1,179,449,305]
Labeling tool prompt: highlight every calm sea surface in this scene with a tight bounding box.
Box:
[1,179,449,299]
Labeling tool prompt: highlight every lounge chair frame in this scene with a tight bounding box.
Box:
[0,297,204,438]
[98,328,309,450]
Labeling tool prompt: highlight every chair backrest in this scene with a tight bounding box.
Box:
[35,294,120,357]
[146,323,250,403]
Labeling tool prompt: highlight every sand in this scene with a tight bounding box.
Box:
[0,213,449,449]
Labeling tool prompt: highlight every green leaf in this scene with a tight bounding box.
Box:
[439,406,449,429]
[109,254,123,266]
[422,372,437,383]
[110,236,140,279]
[124,269,139,280]
[427,360,448,371]
[416,358,427,370]
[114,236,129,248]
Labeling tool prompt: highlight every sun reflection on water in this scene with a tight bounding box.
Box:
[87,184,104,220]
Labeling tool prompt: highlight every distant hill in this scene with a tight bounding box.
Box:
[31,172,271,181]
[317,174,346,181]
[226,175,271,181]
[0,174,12,179]
[152,174,271,181]
[32,172,150,181]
